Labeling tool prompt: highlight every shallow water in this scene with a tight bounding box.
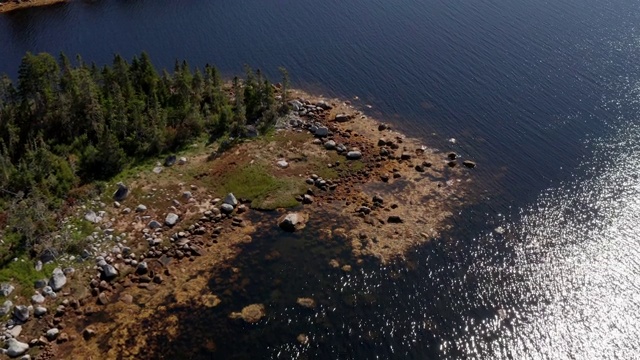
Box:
[2,0,640,358]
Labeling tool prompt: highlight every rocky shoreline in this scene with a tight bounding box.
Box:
[0,90,476,359]
[0,0,67,14]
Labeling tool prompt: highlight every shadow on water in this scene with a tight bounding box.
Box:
[122,195,521,360]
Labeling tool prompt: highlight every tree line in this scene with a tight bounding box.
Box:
[0,52,288,257]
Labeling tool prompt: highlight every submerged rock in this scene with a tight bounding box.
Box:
[230,303,265,323]
[278,212,308,232]
[462,160,476,168]
[296,297,316,309]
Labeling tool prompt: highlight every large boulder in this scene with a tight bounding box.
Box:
[278,212,308,232]
[165,213,179,227]
[113,182,129,202]
[6,338,29,357]
[49,268,66,292]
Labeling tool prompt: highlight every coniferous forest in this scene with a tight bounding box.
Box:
[0,52,284,256]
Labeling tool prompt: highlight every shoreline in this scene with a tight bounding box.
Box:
[0,0,67,14]
[0,90,476,358]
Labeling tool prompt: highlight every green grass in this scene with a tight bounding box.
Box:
[218,164,305,210]
[0,257,57,297]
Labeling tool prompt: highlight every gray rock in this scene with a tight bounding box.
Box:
[220,203,234,214]
[148,220,162,229]
[346,150,362,160]
[463,160,477,168]
[45,328,59,340]
[336,144,347,153]
[276,160,289,168]
[49,268,66,292]
[290,100,303,111]
[152,166,163,174]
[42,286,56,298]
[113,182,129,202]
[314,126,329,137]
[84,211,101,223]
[136,262,148,274]
[178,157,187,165]
[182,191,192,200]
[303,194,314,204]
[324,140,336,150]
[224,193,238,207]
[30,294,45,304]
[34,306,47,317]
[164,155,177,167]
[135,204,147,213]
[6,338,28,357]
[102,264,118,279]
[0,300,13,316]
[0,283,15,297]
[7,324,22,338]
[13,305,29,322]
[34,279,47,289]
[165,213,179,226]
[34,260,42,272]
[316,101,332,110]
[63,267,75,276]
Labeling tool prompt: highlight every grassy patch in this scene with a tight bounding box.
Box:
[218,164,305,210]
[0,257,57,297]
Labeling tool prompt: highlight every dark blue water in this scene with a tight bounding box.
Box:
[2,0,640,358]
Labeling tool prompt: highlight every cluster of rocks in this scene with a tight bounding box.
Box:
[0,267,75,358]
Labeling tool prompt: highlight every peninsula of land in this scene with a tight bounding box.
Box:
[0,0,66,13]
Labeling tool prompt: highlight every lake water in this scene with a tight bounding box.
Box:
[2,0,640,358]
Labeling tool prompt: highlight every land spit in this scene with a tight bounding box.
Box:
[0,0,67,13]
[1,90,476,359]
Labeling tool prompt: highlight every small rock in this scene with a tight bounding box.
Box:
[148,220,162,229]
[463,160,476,168]
[415,165,425,172]
[346,150,362,160]
[324,140,336,150]
[135,204,147,213]
[447,152,457,160]
[102,264,118,279]
[447,161,457,167]
[297,333,309,345]
[0,300,13,316]
[82,327,96,340]
[378,123,388,131]
[84,211,101,223]
[303,194,314,204]
[34,306,47,317]
[13,305,29,322]
[164,155,177,167]
[234,304,265,323]
[165,213,179,226]
[220,203,234,214]
[182,191,192,200]
[152,166,163,174]
[224,193,238,207]
[7,324,22,338]
[136,262,148,274]
[296,297,316,309]
[31,294,45,304]
[49,268,67,292]
[335,113,350,122]
[0,283,15,297]
[34,260,43,272]
[97,292,109,305]
[387,215,404,224]
[45,328,59,340]
[401,153,412,160]
[178,157,187,165]
[314,126,329,137]
[113,182,129,202]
